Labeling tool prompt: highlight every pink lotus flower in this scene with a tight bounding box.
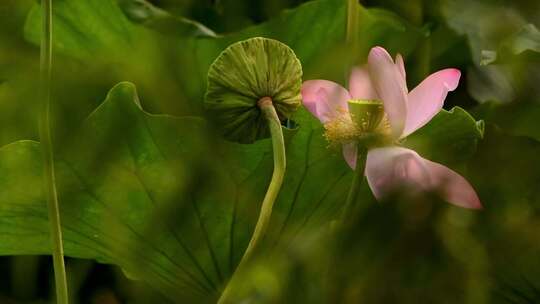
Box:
[301,46,481,209]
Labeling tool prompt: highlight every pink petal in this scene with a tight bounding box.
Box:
[301,80,351,123]
[342,143,358,169]
[365,147,431,199]
[365,147,482,209]
[349,66,378,100]
[402,69,461,137]
[423,159,482,209]
[368,47,408,138]
[395,54,406,81]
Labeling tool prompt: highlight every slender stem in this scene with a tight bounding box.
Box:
[217,97,286,304]
[346,0,359,86]
[39,1,69,303]
[346,0,359,47]
[341,145,367,223]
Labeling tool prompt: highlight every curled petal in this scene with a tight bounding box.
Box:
[422,159,482,209]
[349,66,378,100]
[368,47,408,138]
[365,147,481,209]
[395,54,406,82]
[301,80,351,123]
[402,69,461,137]
[342,142,358,169]
[365,147,431,199]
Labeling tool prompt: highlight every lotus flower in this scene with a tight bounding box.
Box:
[301,46,481,209]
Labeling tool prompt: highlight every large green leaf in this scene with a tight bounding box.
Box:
[118,0,217,38]
[22,0,216,117]
[0,82,483,301]
[404,107,484,166]
[178,0,424,103]
[23,0,215,60]
[24,0,139,60]
[0,83,221,302]
[23,0,421,63]
[23,0,424,111]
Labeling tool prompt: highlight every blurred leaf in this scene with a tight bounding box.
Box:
[0,81,484,302]
[503,24,540,55]
[474,101,540,142]
[118,0,217,38]
[225,195,491,304]
[467,125,540,304]
[466,64,518,103]
[442,0,528,62]
[481,24,540,65]
[0,54,39,146]
[0,0,33,34]
[470,124,540,237]
[442,0,540,103]
[0,0,40,146]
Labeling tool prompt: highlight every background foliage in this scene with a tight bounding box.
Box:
[0,0,539,303]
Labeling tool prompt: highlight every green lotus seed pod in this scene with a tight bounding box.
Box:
[204,37,303,143]
[348,99,386,132]
[347,99,393,148]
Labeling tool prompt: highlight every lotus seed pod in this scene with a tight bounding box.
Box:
[347,99,393,148]
[205,37,303,143]
[348,99,386,133]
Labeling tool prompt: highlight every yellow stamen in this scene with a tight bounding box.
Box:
[323,114,361,146]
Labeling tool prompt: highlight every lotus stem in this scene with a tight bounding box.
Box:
[40,0,69,303]
[346,0,359,48]
[217,97,286,304]
[341,145,367,224]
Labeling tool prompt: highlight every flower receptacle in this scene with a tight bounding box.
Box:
[347,99,386,133]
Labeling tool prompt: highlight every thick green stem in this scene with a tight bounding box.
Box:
[217,97,286,304]
[341,145,367,223]
[39,1,69,303]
